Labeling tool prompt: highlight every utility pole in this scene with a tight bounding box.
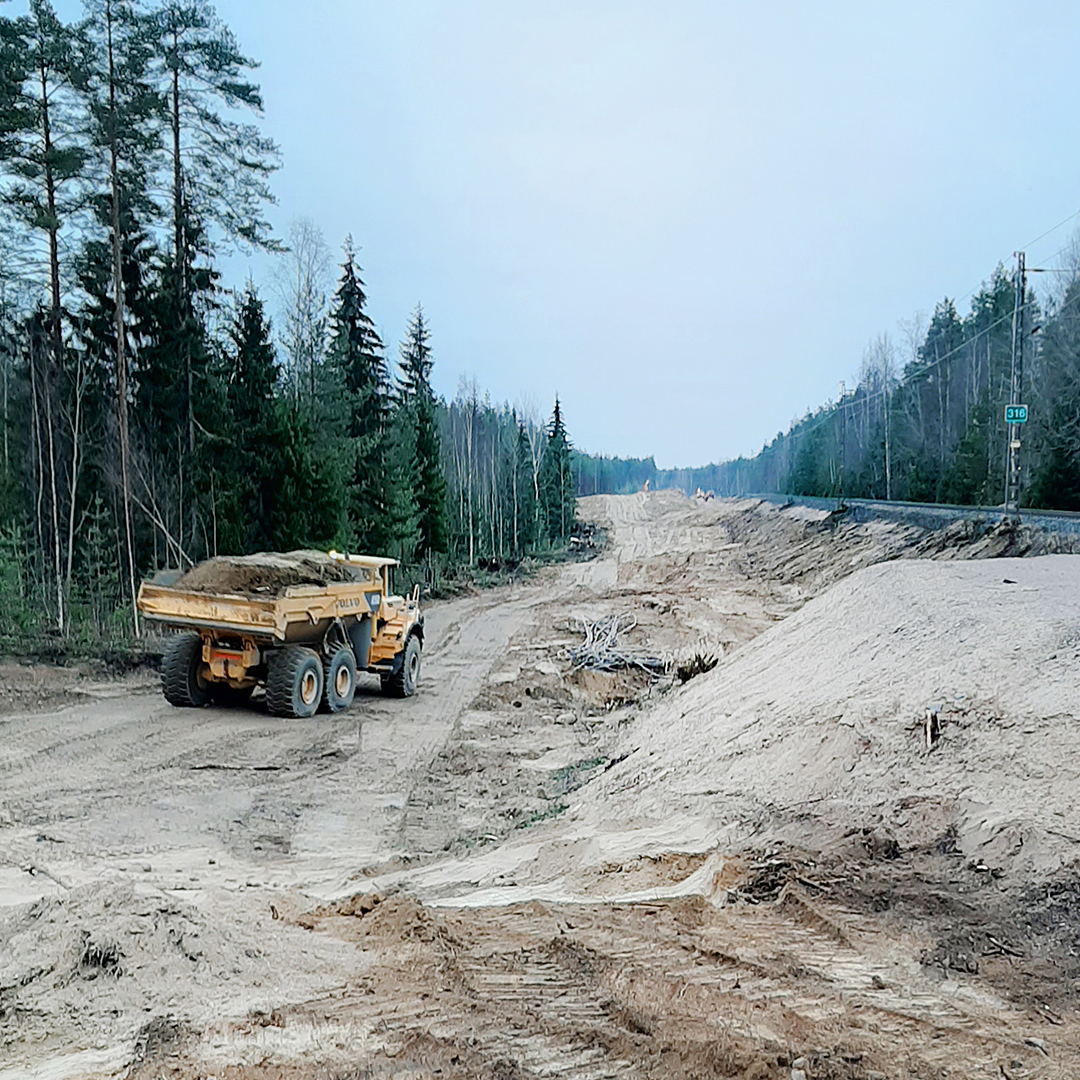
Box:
[837,381,846,503]
[1002,252,1026,522]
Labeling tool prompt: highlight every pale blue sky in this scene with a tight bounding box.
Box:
[46,2,1080,466]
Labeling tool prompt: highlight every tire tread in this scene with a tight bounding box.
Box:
[266,646,320,718]
[386,634,420,698]
[162,632,207,707]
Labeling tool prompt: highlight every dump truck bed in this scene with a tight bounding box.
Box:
[137,578,384,642]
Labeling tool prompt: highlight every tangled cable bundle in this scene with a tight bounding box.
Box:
[568,614,668,673]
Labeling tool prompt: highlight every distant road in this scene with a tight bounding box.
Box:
[746,493,1080,536]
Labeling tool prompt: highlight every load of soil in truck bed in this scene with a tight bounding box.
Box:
[174,550,361,596]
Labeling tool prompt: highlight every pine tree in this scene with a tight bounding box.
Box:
[152,0,279,456]
[154,0,278,256]
[0,1,89,631]
[83,0,164,630]
[0,12,30,162]
[538,396,575,544]
[2,1,86,373]
[397,304,447,560]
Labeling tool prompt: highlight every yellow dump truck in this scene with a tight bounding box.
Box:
[136,550,424,718]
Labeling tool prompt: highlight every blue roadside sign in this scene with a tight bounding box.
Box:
[1005,404,1028,424]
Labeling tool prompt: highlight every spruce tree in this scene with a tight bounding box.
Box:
[216,282,277,552]
[326,236,393,551]
[384,403,419,563]
[212,283,339,553]
[397,304,447,560]
[538,396,575,544]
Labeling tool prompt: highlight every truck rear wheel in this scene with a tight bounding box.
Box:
[323,646,357,713]
[162,632,210,707]
[384,635,421,698]
[266,646,324,718]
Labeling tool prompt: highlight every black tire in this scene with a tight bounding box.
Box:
[323,646,357,713]
[209,683,255,708]
[266,646,324,718]
[162,632,210,707]
[385,635,421,698]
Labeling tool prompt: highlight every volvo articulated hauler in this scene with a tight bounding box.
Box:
[136,550,424,718]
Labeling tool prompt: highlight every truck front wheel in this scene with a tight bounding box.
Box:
[162,632,211,707]
[267,646,324,718]
[384,635,421,698]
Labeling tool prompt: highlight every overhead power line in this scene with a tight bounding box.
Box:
[773,218,1080,452]
[1020,208,1080,253]
[783,283,1080,450]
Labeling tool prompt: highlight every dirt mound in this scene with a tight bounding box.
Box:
[578,554,1080,881]
[0,880,364,1072]
[0,882,253,1052]
[175,550,360,596]
[299,893,445,944]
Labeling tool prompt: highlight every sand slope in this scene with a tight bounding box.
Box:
[576,554,1080,877]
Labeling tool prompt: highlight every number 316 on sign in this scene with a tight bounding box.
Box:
[1005,404,1028,424]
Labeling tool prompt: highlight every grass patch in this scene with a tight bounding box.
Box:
[514,802,570,830]
[547,757,606,798]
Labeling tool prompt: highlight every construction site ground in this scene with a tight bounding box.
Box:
[3,491,1080,1080]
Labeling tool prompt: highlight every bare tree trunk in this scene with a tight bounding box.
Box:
[489,431,497,558]
[171,32,194,460]
[465,399,474,565]
[64,353,88,617]
[936,345,945,492]
[106,1,139,635]
[177,433,183,565]
[511,439,518,556]
[944,358,951,474]
[1,339,8,475]
[35,46,66,632]
[29,332,44,551]
[884,379,891,500]
[526,422,543,539]
[150,456,159,567]
[40,56,63,382]
[42,357,63,632]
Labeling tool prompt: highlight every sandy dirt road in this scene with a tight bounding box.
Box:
[3,492,1080,1080]
[0,576,569,906]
